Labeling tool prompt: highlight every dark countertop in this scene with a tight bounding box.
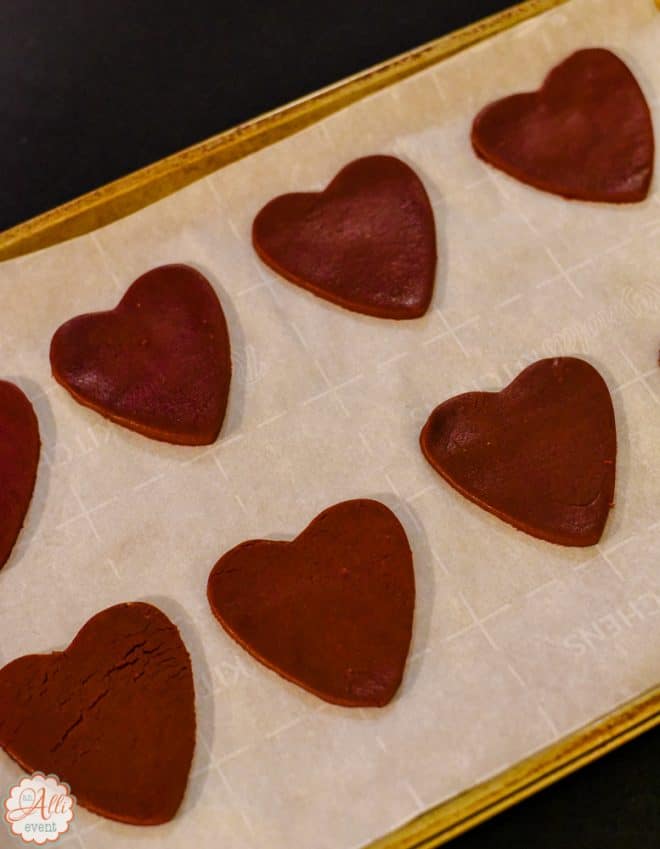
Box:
[1,2,658,847]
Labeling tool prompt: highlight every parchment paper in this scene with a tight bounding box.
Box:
[1,1,659,846]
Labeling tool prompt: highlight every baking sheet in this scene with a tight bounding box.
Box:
[1,0,659,846]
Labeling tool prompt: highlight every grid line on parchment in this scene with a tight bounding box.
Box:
[216,765,256,836]
[481,161,588,302]
[64,482,105,541]
[303,366,362,415]
[597,544,625,582]
[403,778,425,811]
[457,592,561,740]
[616,344,660,406]
[422,313,480,350]
[90,232,123,292]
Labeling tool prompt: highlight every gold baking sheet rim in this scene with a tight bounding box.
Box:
[1,1,658,846]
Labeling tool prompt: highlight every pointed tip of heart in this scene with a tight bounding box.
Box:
[0,601,196,826]
[252,155,437,319]
[49,264,232,445]
[0,380,40,570]
[207,499,415,707]
[420,357,617,547]
[471,48,655,203]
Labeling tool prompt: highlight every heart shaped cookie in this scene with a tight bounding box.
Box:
[252,155,437,318]
[471,48,654,202]
[420,358,616,546]
[50,264,231,445]
[207,499,415,706]
[0,602,195,825]
[0,380,40,570]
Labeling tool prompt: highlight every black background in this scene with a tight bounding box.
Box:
[1,2,658,847]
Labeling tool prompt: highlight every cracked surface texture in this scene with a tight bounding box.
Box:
[0,602,195,825]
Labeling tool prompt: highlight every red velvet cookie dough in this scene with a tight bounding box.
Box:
[420,358,616,546]
[0,602,196,825]
[50,264,231,445]
[471,49,654,202]
[207,499,415,707]
[253,155,437,318]
[0,380,40,570]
